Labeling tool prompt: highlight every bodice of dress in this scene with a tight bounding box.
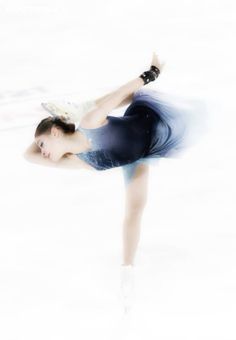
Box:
[76,112,156,171]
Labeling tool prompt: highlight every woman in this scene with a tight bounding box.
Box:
[24,52,208,307]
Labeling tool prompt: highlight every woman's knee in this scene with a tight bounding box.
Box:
[124,208,145,227]
[127,194,147,211]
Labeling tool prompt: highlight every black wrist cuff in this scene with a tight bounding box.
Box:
[150,65,160,77]
[139,66,160,85]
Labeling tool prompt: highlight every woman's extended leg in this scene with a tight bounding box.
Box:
[94,92,133,109]
[122,162,149,266]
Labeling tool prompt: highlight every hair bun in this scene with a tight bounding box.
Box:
[52,115,66,122]
[35,115,76,137]
[51,115,75,133]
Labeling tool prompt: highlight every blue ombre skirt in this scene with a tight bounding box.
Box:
[128,88,209,164]
[121,88,210,184]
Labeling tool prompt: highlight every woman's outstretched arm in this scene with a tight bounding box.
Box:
[23,143,93,170]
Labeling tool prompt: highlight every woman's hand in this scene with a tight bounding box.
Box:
[150,52,166,73]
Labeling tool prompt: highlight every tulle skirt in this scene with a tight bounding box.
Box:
[124,88,210,165]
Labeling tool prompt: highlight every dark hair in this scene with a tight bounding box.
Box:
[34,116,76,138]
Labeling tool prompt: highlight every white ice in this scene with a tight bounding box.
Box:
[0,0,236,339]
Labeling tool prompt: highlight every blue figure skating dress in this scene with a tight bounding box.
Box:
[75,88,209,182]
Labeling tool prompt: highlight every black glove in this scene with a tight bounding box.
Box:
[139,65,160,85]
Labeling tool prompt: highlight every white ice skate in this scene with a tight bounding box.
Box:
[41,100,96,124]
[119,264,135,313]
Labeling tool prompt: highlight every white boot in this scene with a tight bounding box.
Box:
[41,100,96,123]
[120,264,135,313]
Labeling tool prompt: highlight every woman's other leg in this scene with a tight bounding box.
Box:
[81,77,144,127]
[121,162,149,266]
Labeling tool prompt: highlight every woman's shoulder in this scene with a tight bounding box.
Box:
[65,154,96,171]
[79,116,110,130]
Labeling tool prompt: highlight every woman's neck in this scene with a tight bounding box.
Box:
[64,130,92,154]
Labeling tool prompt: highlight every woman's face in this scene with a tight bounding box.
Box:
[35,126,65,162]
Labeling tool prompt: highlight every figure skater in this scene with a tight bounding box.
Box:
[24,52,208,311]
